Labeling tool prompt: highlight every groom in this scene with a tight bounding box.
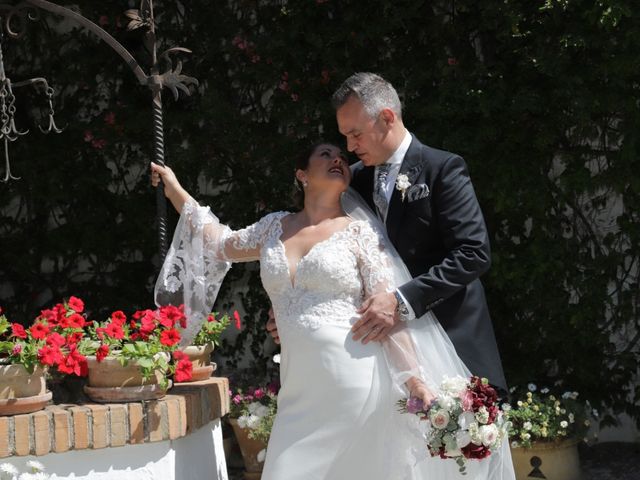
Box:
[267,72,507,393]
[334,72,507,393]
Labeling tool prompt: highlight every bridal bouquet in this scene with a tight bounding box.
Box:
[399,375,509,474]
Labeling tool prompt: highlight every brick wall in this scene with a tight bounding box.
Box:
[0,377,229,458]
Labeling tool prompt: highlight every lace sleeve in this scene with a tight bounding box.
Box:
[352,221,395,297]
[219,211,288,263]
[352,221,427,390]
[155,201,285,346]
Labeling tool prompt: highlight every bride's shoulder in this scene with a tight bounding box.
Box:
[346,219,381,238]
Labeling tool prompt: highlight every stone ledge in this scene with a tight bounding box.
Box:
[0,377,229,458]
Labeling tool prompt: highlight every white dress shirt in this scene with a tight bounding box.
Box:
[374,130,416,321]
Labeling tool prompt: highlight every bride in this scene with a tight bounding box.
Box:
[151,143,514,479]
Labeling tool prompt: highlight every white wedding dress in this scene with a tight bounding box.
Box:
[155,193,515,480]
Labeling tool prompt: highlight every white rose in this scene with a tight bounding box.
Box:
[248,402,262,414]
[568,413,575,423]
[437,393,456,411]
[430,409,451,430]
[475,406,489,424]
[272,354,281,364]
[396,174,411,190]
[455,430,472,448]
[560,420,568,429]
[523,421,532,431]
[441,375,469,396]
[501,403,512,412]
[527,383,537,392]
[237,415,249,429]
[246,414,260,430]
[457,411,476,429]
[255,405,270,418]
[257,449,267,463]
[480,424,499,447]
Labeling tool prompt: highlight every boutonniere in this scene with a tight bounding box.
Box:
[395,173,411,201]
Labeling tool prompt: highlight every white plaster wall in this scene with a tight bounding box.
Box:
[3,419,228,480]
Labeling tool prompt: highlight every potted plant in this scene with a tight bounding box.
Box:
[0,298,89,415]
[177,311,232,382]
[227,383,279,480]
[505,384,594,480]
[79,305,192,402]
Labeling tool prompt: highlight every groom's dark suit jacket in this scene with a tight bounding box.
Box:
[351,134,507,393]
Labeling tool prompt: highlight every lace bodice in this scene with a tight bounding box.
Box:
[222,211,395,331]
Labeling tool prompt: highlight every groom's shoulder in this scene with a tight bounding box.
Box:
[410,135,462,166]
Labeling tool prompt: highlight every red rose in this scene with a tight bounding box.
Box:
[96,344,110,362]
[11,323,27,339]
[111,311,127,325]
[174,358,193,382]
[233,311,241,330]
[208,313,216,323]
[105,322,125,340]
[29,322,50,340]
[160,328,180,347]
[67,296,85,313]
[462,443,491,460]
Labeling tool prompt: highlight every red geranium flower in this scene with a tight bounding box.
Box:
[233,310,241,330]
[11,323,27,339]
[96,344,110,362]
[66,332,84,345]
[140,317,156,335]
[208,313,216,323]
[67,313,86,329]
[172,350,186,361]
[57,345,88,377]
[29,322,50,340]
[105,322,125,339]
[159,305,185,329]
[67,296,85,313]
[39,308,58,325]
[174,358,193,382]
[111,310,127,326]
[46,332,66,347]
[38,345,63,366]
[160,328,180,347]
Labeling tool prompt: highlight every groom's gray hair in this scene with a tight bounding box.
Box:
[332,72,402,120]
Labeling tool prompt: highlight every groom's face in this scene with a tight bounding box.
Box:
[336,96,392,167]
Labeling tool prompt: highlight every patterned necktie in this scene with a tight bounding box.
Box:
[373,163,391,220]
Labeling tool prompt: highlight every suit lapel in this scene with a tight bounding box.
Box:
[386,136,424,243]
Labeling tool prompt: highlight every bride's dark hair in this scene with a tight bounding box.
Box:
[292,141,334,210]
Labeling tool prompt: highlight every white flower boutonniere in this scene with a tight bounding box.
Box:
[395,174,411,201]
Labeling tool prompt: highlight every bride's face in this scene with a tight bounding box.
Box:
[298,144,351,193]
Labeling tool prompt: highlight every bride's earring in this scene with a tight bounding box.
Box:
[303,181,308,188]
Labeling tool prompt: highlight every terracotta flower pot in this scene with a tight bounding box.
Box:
[511,438,581,480]
[0,362,51,416]
[229,418,267,480]
[179,343,216,382]
[83,354,171,403]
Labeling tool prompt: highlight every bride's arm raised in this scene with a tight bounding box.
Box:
[151,162,281,345]
[151,161,272,262]
[353,222,435,406]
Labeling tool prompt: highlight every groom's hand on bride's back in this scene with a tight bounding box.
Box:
[266,307,280,345]
[353,292,399,344]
